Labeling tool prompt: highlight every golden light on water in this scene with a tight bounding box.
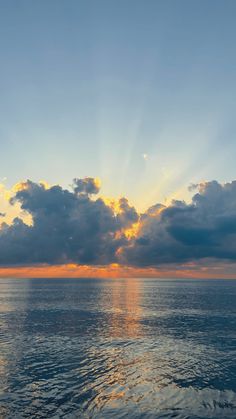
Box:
[108,279,142,339]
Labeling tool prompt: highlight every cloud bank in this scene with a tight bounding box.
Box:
[122,180,236,267]
[0,178,138,266]
[0,178,236,271]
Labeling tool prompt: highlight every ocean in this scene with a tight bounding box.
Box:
[0,278,235,418]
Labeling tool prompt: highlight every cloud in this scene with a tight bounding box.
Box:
[72,177,100,195]
[1,178,236,269]
[0,179,138,266]
[121,180,236,266]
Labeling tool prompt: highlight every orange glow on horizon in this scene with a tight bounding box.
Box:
[0,263,235,279]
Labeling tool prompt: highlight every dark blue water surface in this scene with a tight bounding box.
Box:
[0,278,236,418]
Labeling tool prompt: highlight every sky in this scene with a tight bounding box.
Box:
[1,1,236,277]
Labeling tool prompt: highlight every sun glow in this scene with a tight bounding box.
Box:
[0,182,32,226]
[124,222,140,239]
[101,196,123,215]
[12,181,30,193]
[39,180,51,189]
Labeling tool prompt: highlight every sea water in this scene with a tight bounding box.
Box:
[0,278,235,418]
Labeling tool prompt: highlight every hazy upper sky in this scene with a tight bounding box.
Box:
[1,0,236,210]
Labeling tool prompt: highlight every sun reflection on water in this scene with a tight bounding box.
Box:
[108,279,143,339]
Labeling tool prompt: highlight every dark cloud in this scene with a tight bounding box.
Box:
[116,198,138,228]
[0,179,138,266]
[1,179,236,268]
[73,177,100,195]
[121,180,236,266]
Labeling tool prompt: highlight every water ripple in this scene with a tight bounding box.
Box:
[0,278,236,418]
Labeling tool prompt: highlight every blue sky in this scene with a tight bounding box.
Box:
[1,0,236,210]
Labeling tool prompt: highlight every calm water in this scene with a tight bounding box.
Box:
[0,278,236,418]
